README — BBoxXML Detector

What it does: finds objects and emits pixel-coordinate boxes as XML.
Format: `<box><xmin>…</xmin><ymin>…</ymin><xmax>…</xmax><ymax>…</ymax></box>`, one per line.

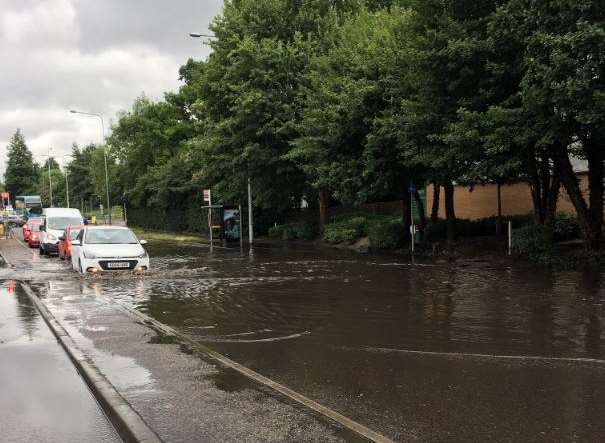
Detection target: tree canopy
<box><xmin>4</xmin><ymin>129</ymin><xmax>38</xmax><ymax>200</ymax></box>
<box><xmin>10</xmin><ymin>0</ymin><xmax>605</xmax><ymax>249</ymax></box>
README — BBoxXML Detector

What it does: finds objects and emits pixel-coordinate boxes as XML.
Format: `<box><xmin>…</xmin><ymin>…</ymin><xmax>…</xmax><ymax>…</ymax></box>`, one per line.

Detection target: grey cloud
<box><xmin>0</xmin><ymin>0</ymin><xmax>222</xmax><ymax>176</ymax></box>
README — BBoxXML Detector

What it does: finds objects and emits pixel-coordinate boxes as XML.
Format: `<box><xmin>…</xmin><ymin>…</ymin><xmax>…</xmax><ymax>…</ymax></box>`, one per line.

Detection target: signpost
<box><xmin>204</xmin><ymin>189</ymin><xmax>213</xmax><ymax>251</ymax></box>
<box><xmin>409</xmin><ymin>184</ymin><xmax>416</xmax><ymax>255</ymax></box>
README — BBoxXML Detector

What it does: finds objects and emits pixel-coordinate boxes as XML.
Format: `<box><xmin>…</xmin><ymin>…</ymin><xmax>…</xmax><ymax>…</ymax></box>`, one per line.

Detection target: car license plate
<box><xmin>107</xmin><ymin>262</ymin><xmax>130</xmax><ymax>269</ymax></box>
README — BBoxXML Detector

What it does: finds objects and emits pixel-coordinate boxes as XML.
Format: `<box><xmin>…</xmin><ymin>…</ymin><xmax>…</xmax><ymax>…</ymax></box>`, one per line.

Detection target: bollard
<box><xmin>508</xmin><ymin>221</ymin><xmax>512</xmax><ymax>256</ymax></box>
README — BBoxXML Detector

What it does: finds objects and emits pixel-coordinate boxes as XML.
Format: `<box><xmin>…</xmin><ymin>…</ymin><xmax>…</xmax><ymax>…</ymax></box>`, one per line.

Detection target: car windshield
<box><xmin>30</xmin><ymin>225</ymin><xmax>40</xmax><ymax>232</ymax></box>
<box><xmin>48</xmin><ymin>217</ymin><xmax>82</xmax><ymax>230</ymax></box>
<box><xmin>69</xmin><ymin>229</ymin><xmax>81</xmax><ymax>240</ymax></box>
<box><xmin>85</xmin><ymin>229</ymin><xmax>138</xmax><ymax>244</ymax></box>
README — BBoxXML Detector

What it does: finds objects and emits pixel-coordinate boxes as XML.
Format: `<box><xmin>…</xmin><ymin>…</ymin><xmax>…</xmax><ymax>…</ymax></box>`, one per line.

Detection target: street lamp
<box><xmin>189</xmin><ymin>31</ymin><xmax>255</xmax><ymax>246</ymax></box>
<box><xmin>70</xmin><ymin>109</ymin><xmax>112</xmax><ymax>224</ymax></box>
<box><xmin>47</xmin><ymin>147</ymin><xmax>53</xmax><ymax>207</ymax></box>
<box><xmin>38</xmin><ymin>151</ymin><xmax>54</xmax><ymax>207</ymax></box>
<box><xmin>189</xmin><ymin>32</ymin><xmax>215</xmax><ymax>38</ymax></box>
<box><xmin>61</xmin><ymin>155</ymin><xmax>72</xmax><ymax>208</ymax></box>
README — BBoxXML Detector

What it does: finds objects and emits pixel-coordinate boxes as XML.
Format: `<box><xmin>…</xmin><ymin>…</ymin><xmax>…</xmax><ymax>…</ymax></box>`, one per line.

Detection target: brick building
<box><xmin>426</xmin><ymin>173</ymin><xmax>588</xmax><ymax>220</ymax></box>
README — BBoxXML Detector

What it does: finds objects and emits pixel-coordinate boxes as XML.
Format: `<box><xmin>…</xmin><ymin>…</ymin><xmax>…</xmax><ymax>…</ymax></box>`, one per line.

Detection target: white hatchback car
<box><xmin>71</xmin><ymin>226</ymin><xmax>149</xmax><ymax>274</ymax></box>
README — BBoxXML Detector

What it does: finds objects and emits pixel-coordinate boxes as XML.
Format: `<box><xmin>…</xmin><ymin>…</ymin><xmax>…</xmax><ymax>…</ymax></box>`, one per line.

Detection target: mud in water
<box><xmin>7</xmin><ymin>233</ymin><xmax>605</xmax><ymax>441</ymax></box>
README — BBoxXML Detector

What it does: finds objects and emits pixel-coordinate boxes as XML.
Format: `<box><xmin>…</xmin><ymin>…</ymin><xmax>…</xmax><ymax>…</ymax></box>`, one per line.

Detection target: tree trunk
<box><xmin>413</xmin><ymin>189</ymin><xmax>427</xmax><ymax>228</ymax></box>
<box><xmin>544</xmin><ymin>174</ymin><xmax>560</xmax><ymax>230</ymax></box>
<box><xmin>586</xmin><ymin>139</ymin><xmax>604</xmax><ymax>248</ymax></box>
<box><xmin>318</xmin><ymin>189</ymin><xmax>329</xmax><ymax>234</ymax></box>
<box><xmin>552</xmin><ymin>141</ymin><xmax>596</xmax><ymax>249</ymax></box>
<box><xmin>539</xmin><ymin>151</ymin><xmax>551</xmax><ymax>222</ymax></box>
<box><xmin>431</xmin><ymin>177</ymin><xmax>440</xmax><ymax>224</ymax></box>
<box><xmin>443</xmin><ymin>177</ymin><xmax>456</xmax><ymax>243</ymax></box>
<box><xmin>496</xmin><ymin>182</ymin><xmax>503</xmax><ymax>235</ymax></box>
<box><xmin>527</xmin><ymin>153</ymin><xmax>544</xmax><ymax>224</ymax></box>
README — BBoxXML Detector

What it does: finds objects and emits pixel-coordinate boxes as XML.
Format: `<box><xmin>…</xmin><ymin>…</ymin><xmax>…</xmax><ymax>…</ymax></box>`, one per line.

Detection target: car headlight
<box><xmin>83</xmin><ymin>249</ymin><xmax>98</xmax><ymax>259</ymax></box>
<box><xmin>137</xmin><ymin>251</ymin><xmax>148</xmax><ymax>258</ymax></box>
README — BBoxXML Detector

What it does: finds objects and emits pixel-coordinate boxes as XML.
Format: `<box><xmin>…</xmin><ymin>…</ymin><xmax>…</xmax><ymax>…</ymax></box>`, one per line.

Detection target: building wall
<box><xmin>426</xmin><ymin>174</ymin><xmax>588</xmax><ymax>220</ymax></box>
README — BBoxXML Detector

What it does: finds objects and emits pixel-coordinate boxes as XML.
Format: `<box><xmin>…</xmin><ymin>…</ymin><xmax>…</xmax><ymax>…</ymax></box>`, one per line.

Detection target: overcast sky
<box><xmin>0</xmin><ymin>0</ymin><xmax>222</xmax><ymax>177</ymax></box>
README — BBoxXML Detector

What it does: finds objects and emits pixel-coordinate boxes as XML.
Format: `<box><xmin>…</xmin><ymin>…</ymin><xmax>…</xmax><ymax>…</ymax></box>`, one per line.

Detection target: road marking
<box><xmin>358</xmin><ymin>346</ymin><xmax>605</xmax><ymax>366</ymax></box>
<box><xmin>217</xmin><ymin>328</ymin><xmax>272</xmax><ymax>337</ymax></box>
<box><xmin>203</xmin><ymin>331</ymin><xmax>309</xmax><ymax>343</ymax></box>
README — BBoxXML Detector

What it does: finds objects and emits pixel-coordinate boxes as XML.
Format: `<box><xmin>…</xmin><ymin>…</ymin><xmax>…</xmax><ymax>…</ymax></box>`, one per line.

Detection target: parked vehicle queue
<box><xmin>31</xmin><ymin>207</ymin><xmax>149</xmax><ymax>274</ymax></box>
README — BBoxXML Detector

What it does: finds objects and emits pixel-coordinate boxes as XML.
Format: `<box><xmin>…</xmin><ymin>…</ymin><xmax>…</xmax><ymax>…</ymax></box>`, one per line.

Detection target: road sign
<box><xmin>203</xmin><ymin>189</ymin><xmax>211</xmax><ymax>203</ymax></box>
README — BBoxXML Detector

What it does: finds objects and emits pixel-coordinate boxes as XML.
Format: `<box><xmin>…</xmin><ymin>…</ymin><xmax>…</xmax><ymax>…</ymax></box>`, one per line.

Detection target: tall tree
<box><xmin>108</xmin><ymin>94</ymin><xmax>193</xmax><ymax>208</ymax></box>
<box><xmin>37</xmin><ymin>163</ymin><xmax>65</xmax><ymax>208</ymax></box>
<box><xmin>383</xmin><ymin>0</ymin><xmax>500</xmax><ymax>241</ymax></box>
<box><xmin>293</xmin><ymin>6</ymin><xmax>417</xmax><ymax>229</ymax></box>
<box><xmin>89</xmin><ymin>146</ymin><xmax>120</xmax><ymax>209</ymax></box>
<box><xmin>185</xmin><ymin>0</ymin><xmax>355</xmax><ymax>213</ymax></box>
<box><xmin>493</xmin><ymin>0</ymin><xmax>605</xmax><ymax>249</ymax></box>
<box><xmin>66</xmin><ymin>144</ymin><xmax>95</xmax><ymax>212</ymax></box>
<box><xmin>4</xmin><ymin>129</ymin><xmax>39</xmax><ymax>200</ymax></box>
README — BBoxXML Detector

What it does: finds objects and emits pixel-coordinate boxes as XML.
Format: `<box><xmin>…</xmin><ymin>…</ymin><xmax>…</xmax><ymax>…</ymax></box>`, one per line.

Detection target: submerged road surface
<box><xmin>2</xmin><ymin>233</ymin><xmax>605</xmax><ymax>441</ymax></box>
<box><xmin>0</xmin><ymin>280</ymin><xmax>120</xmax><ymax>443</ymax></box>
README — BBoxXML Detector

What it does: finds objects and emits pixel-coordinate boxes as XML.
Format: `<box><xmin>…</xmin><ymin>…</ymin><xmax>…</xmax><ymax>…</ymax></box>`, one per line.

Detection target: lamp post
<box><xmin>70</xmin><ymin>109</ymin><xmax>111</xmax><ymax>224</ymax></box>
<box><xmin>189</xmin><ymin>31</ymin><xmax>257</xmax><ymax>248</ymax></box>
<box><xmin>36</xmin><ymin>152</ymin><xmax>54</xmax><ymax>207</ymax></box>
<box><xmin>61</xmin><ymin>155</ymin><xmax>72</xmax><ymax>208</ymax></box>
<box><xmin>189</xmin><ymin>32</ymin><xmax>216</xmax><ymax>38</ymax></box>
<box><xmin>47</xmin><ymin>147</ymin><xmax>53</xmax><ymax>207</ymax></box>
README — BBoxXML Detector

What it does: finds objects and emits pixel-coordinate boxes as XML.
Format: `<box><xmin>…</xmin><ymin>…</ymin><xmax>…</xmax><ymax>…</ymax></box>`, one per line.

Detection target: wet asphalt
<box><xmin>1</xmin><ymin>232</ymin><xmax>605</xmax><ymax>441</ymax></box>
<box><xmin>0</xmin><ymin>280</ymin><xmax>120</xmax><ymax>443</ymax></box>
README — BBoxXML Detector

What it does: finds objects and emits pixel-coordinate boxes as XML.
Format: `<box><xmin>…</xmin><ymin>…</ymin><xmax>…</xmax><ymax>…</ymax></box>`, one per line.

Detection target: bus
<box><xmin>15</xmin><ymin>195</ymin><xmax>43</xmax><ymax>219</ymax></box>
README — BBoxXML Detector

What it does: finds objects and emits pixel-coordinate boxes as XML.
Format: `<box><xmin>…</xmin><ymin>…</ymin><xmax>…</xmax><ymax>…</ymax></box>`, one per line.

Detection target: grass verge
<box><xmin>132</xmin><ymin>227</ymin><xmax>206</xmax><ymax>243</ymax></box>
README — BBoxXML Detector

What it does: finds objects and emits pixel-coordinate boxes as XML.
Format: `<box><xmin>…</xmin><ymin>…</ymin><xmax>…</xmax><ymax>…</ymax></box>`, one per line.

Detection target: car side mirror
<box><xmin>71</xmin><ymin>240</ymin><xmax>81</xmax><ymax>246</ymax></box>
<box><xmin>139</xmin><ymin>239</ymin><xmax>148</xmax><ymax>245</ymax></box>
<box><xmin>40</xmin><ymin>225</ymin><xmax>45</xmax><ymax>231</ymax></box>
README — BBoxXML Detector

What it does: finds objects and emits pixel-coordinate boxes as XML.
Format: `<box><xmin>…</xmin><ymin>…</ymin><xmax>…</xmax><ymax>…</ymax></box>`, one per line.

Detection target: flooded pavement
<box><xmin>3</xmin><ymin>234</ymin><xmax>605</xmax><ymax>441</ymax></box>
<box><xmin>0</xmin><ymin>280</ymin><xmax>120</xmax><ymax>443</ymax></box>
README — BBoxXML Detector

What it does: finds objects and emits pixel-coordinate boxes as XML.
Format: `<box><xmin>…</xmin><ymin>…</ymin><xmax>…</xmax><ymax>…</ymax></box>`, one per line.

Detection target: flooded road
<box><xmin>135</xmin><ymin>243</ymin><xmax>605</xmax><ymax>441</ymax></box>
<box><xmin>3</xmin><ymin>235</ymin><xmax>605</xmax><ymax>441</ymax></box>
<box><xmin>0</xmin><ymin>281</ymin><xmax>120</xmax><ymax>443</ymax></box>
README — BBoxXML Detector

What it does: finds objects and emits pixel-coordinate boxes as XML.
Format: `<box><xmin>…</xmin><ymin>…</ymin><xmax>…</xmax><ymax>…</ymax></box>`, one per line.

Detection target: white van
<box><xmin>39</xmin><ymin>208</ymin><xmax>84</xmax><ymax>255</ymax></box>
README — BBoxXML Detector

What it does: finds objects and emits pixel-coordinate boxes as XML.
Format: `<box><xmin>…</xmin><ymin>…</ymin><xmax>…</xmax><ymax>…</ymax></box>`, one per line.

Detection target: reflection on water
<box><xmin>39</xmin><ymin>243</ymin><xmax>605</xmax><ymax>441</ymax></box>
<box><xmin>0</xmin><ymin>280</ymin><xmax>40</xmax><ymax>342</ymax></box>
<box><xmin>58</xmin><ymin>243</ymin><xmax>605</xmax><ymax>360</ymax></box>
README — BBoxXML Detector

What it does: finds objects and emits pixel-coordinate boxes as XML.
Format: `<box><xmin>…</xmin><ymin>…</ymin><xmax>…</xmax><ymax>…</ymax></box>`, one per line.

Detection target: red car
<box><xmin>23</xmin><ymin>217</ymin><xmax>43</xmax><ymax>242</ymax></box>
<box><xmin>58</xmin><ymin>225</ymin><xmax>85</xmax><ymax>260</ymax></box>
<box><xmin>27</xmin><ymin>224</ymin><xmax>41</xmax><ymax>248</ymax></box>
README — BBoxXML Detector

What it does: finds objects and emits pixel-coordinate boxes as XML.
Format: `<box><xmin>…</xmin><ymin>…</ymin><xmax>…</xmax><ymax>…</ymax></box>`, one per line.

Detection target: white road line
<box><xmin>358</xmin><ymin>346</ymin><xmax>605</xmax><ymax>366</ymax></box>
<box><xmin>203</xmin><ymin>331</ymin><xmax>309</xmax><ymax>343</ymax></box>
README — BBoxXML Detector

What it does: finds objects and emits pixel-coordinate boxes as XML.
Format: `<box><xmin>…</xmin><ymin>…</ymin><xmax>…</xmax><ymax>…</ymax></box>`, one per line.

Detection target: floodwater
<box><xmin>0</xmin><ymin>281</ymin><xmax>120</xmax><ymax>443</ymax></box>
<box><xmin>6</xmin><ymin>235</ymin><xmax>605</xmax><ymax>441</ymax></box>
